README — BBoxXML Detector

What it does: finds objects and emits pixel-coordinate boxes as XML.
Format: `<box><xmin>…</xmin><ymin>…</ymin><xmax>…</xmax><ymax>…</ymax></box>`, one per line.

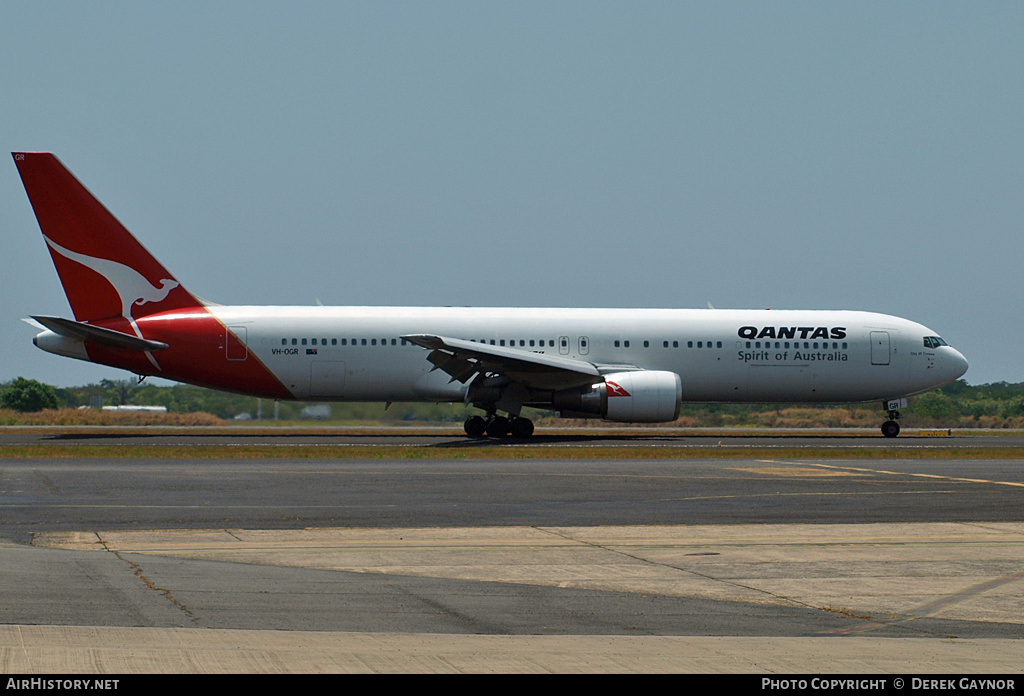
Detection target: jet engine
<box><xmin>552</xmin><ymin>370</ymin><xmax>682</xmax><ymax>423</ymax></box>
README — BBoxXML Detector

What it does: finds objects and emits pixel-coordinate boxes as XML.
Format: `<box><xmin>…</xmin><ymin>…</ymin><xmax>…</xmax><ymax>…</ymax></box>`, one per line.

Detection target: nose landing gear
<box><xmin>881</xmin><ymin>417</ymin><xmax>901</xmax><ymax>438</ymax></box>
<box><xmin>880</xmin><ymin>398</ymin><xmax>905</xmax><ymax>438</ymax></box>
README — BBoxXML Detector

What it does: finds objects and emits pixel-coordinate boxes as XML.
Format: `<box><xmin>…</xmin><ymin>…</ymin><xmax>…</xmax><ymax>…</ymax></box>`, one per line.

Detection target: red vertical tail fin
<box><xmin>12</xmin><ymin>152</ymin><xmax>202</xmax><ymax>322</ymax></box>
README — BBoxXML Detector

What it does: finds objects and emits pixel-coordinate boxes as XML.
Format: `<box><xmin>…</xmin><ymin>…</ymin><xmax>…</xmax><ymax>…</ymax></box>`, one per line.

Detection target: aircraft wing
<box><xmin>402</xmin><ymin>334</ymin><xmax>610</xmax><ymax>392</ymax></box>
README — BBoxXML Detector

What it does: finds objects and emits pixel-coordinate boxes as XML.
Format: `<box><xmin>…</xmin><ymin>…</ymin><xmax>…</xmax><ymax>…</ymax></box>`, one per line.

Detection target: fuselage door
<box><xmin>310</xmin><ymin>361</ymin><xmax>347</xmax><ymax>398</ymax></box>
<box><xmin>559</xmin><ymin>336</ymin><xmax>570</xmax><ymax>355</ymax></box>
<box><xmin>226</xmin><ymin>326</ymin><xmax>248</xmax><ymax>361</ymax></box>
<box><xmin>578</xmin><ymin>336</ymin><xmax>590</xmax><ymax>355</ymax></box>
<box><xmin>870</xmin><ymin>331</ymin><xmax>890</xmax><ymax>366</ymax></box>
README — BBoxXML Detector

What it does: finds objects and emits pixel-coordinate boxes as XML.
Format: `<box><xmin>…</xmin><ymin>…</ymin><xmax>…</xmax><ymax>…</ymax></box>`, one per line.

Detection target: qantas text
<box><xmin>738</xmin><ymin>326</ymin><xmax>846</xmax><ymax>340</ymax></box>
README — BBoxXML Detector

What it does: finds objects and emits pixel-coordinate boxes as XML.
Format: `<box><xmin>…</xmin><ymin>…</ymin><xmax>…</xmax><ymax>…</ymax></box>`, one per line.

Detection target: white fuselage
<box><xmin>202</xmin><ymin>306</ymin><xmax>968</xmax><ymax>405</ymax></box>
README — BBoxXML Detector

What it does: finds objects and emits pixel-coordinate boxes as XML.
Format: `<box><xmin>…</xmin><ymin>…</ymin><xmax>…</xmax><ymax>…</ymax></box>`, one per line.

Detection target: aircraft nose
<box><xmin>948</xmin><ymin>348</ymin><xmax>969</xmax><ymax>380</ymax></box>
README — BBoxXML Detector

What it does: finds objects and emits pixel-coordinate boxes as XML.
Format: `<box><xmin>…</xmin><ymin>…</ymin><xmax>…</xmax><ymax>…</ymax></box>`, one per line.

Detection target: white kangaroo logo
<box><xmin>45</xmin><ymin>236</ymin><xmax>179</xmax><ymax>319</ymax></box>
<box><xmin>45</xmin><ymin>235</ymin><xmax>177</xmax><ymax>370</ymax></box>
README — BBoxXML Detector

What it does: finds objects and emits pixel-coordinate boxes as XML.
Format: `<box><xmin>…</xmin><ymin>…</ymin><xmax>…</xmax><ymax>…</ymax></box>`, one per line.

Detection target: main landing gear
<box><xmin>464</xmin><ymin>414</ymin><xmax>535</xmax><ymax>438</ymax></box>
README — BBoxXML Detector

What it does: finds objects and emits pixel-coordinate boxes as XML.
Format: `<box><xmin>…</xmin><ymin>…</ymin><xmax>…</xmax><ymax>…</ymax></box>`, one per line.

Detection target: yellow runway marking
<box><xmin>799</xmin><ymin>461</ymin><xmax>1024</xmax><ymax>488</ymax></box>
<box><xmin>729</xmin><ymin>465</ymin><xmax>866</xmax><ymax>477</ymax></box>
<box><xmin>748</xmin><ymin>458</ymin><xmax>1024</xmax><ymax>488</ymax></box>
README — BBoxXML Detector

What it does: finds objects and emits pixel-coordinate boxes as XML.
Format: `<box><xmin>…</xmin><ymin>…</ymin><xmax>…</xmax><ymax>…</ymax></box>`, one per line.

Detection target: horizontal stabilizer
<box><xmin>20</xmin><ymin>317</ymin><xmax>46</xmax><ymax>331</ymax></box>
<box><xmin>31</xmin><ymin>315</ymin><xmax>169</xmax><ymax>352</ymax></box>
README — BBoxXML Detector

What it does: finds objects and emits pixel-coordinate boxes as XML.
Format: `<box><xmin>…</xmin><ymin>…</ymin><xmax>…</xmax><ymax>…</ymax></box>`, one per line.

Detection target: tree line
<box><xmin>2</xmin><ymin>377</ymin><xmax>1023</xmax><ymax>428</ymax></box>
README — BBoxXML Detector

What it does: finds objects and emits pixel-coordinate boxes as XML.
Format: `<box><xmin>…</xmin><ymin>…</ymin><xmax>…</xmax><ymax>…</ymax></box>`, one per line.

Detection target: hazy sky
<box><xmin>2</xmin><ymin>2</ymin><xmax>1022</xmax><ymax>387</ymax></box>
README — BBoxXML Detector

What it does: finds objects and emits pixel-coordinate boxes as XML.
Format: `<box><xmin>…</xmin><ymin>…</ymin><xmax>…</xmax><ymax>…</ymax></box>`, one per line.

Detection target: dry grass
<box><xmin>0</xmin><ymin>408</ymin><xmax>223</xmax><ymax>427</ymax></box>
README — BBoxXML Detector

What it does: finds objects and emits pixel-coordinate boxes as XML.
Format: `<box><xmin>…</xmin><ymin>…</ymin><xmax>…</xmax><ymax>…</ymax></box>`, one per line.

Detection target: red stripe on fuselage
<box><xmin>85</xmin><ymin>309</ymin><xmax>292</xmax><ymax>399</ymax></box>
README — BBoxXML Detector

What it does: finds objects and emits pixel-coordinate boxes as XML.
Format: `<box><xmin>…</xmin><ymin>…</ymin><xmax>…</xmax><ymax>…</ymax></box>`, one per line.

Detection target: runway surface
<box><xmin>4</xmin><ymin>425</ymin><xmax>1024</xmax><ymax>449</ymax></box>
<box><xmin>0</xmin><ymin>428</ymin><xmax>1022</xmax><ymax>672</ymax></box>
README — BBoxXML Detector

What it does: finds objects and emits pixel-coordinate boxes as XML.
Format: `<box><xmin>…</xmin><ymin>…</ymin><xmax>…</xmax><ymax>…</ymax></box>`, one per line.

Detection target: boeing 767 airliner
<box><xmin>13</xmin><ymin>152</ymin><xmax>968</xmax><ymax>437</ymax></box>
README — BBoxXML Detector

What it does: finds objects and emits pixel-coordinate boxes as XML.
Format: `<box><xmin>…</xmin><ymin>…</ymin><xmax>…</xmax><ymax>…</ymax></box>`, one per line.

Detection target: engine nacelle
<box><xmin>553</xmin><ymin>370</ymin><xmax>682</xmax><ymax>423</ymax></box>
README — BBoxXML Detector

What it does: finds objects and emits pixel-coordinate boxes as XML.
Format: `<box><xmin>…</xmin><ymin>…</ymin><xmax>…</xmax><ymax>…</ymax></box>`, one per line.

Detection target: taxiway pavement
<box><xmin>0</xmin><ymin>431</ymin><xmax>1021</xmax><ymax>672</ymax></box>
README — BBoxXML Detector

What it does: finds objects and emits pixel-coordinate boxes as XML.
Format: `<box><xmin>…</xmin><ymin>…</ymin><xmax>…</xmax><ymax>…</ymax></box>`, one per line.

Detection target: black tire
<box><xmin>510</xmin><ymin>417</ymin><xmax>534</xmax><ymax>438</ymax></box>
<box><xmin>881</xmin><ymin>420</ymin><xmax>900</xmax><ymax>438</ymax></box>
<box><xmin>464</xmin><ymin>415</ymin><xmax>487</xmax><ymax>438</ymax></box>
<box><xmin>486</xmin><ymin>415</ymin><xmax>511</xmax><ymax>438</ymax></box>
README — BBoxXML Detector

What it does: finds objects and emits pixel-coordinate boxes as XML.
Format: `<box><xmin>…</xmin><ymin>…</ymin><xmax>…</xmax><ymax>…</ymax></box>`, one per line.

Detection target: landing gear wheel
<box><xmin>509</xmin><ymin>417</ymin><xmax>534</xmax><ymax>438</ymax></box>
<box><xmin>464</xmin><ymin>415</ymin><xmax>487</xmax><ymax>438</ymax></box>
<box><xmin>486</xmin><ymin>415</ymin><xmax>511</xmax><ymax>438</ymax></box>
<box><xmin>881</xmin><ymin>420</ymin><xmax>901</xmax><ymax>438</ymax></box>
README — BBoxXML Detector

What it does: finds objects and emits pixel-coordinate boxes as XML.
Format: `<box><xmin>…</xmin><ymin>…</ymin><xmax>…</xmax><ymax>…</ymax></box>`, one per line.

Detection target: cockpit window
<box><xmin>923</xmin><ymin>336</ymin><xmax>948</xmax><ymax>349</ymax></box>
